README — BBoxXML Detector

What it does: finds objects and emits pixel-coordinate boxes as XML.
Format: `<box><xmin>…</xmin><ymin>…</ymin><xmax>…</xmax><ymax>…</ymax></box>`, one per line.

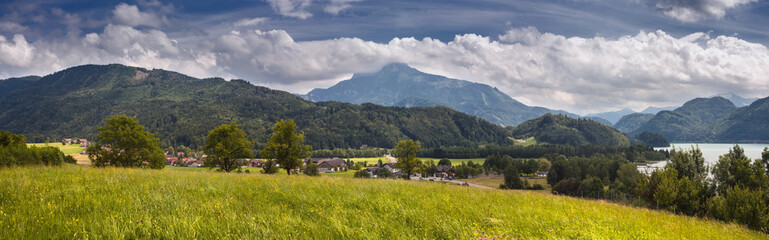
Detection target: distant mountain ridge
<box><xmin>586</xmin><ymin>108</ymin><xmax>635</xmax><ymax>125</ymax></box>
<box><xmin>304</xmin><ymin>63</ymin><xmax>576</xmax><ymax>126</ymax></box>
<box><xmin>630</xmin><ymin>97</ymin><xmax>737</xmax><ymax>142</ymax></box>
<box><xmin>0</xmin><ymin>64</ymin><xmax>513</xmax><ymax>149</ymax></box>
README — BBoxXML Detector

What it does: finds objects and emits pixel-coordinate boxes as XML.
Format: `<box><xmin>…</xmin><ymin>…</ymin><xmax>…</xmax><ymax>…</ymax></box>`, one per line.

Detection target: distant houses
<box><xmin>61</xmin><ymin>138</ymin><xmax>88</xmax><ymax>146</ymax></box>
<box><xmin>305</xmin><ymin>158</ymin><xmax>348</xmax><ymax>172</ymax></box>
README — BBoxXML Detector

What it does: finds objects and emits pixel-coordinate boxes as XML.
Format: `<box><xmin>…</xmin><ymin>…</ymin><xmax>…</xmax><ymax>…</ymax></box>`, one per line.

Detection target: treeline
<box><xmin>310</xmin><ymin>148</ymin><xmax>386</xmax><ymax>158</ymax></box>
<box><xmin>546</xmin><ymin>145</ymin><xmax>769</xmax><ymax>233</ymax></box>
<box><xmin>420</xmin><ymin>144</ymin><xmax>668</xmax><ymax>162</ymax></box>
<box><xmin>0</xmin><ymin>130</ymin><xmax>72</xmax><ymax>167</ymax></box>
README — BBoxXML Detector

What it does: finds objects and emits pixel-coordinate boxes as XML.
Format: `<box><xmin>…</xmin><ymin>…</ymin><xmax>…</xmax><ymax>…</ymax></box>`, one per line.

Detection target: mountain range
<box><xmin>0</xmin><ymin>64</ymin><xmax>512</xmax><ymax>149</ymax></box>
<box><xmin>614</xmin><ymin>96</ymin><xmax>769</xmax><ymax>143</ymax></box>
<box><xmin>304</xmin><ymin>63</ymin><xmax>576</xmax><ymax>126</ymax></box>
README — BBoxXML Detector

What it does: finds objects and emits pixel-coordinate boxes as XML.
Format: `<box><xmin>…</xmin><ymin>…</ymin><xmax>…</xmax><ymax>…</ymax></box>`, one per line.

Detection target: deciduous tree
<box><xmin>260</xmin><ymin>119</ymin><xmax>311</xmax><ymax>175</ymax></box>
<box><xmin>87</xmin><ymin>115</ymin><xmax>165</xmax><ymax>169</ymax></box>
<box><xmin>394</xmin><ymin>139</ymin><xmax>421</xmax><ymax>180</ymax></box>
<box><xmin>204</xmin><ymin>122</ymin><xmax>253</xmax><ymax>172</ymax></box>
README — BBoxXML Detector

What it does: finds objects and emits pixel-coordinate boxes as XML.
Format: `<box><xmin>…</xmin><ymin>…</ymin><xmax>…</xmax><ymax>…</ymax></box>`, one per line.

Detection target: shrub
<box><xmin>304</xmin><ymin>163</ymin><xmax>320</xmax><ymax>176</ymax></box>
<box><xmin>63</xmin><ymin>155</ymin><xmax>77</xmax><ymax>164</ymax></box>
<box><xmin>353</xmin><ymin>170</ymin><xmax>370</xmax><ymax>178</ymax></box>
<box><xmin>531</xmin><ymin>184</ymin><xmax>545</xmax><ymax>190</ymax></box>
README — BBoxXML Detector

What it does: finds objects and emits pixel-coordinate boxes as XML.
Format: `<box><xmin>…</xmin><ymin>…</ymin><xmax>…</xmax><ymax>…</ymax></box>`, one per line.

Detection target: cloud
<box><xmin>265</xmin><ymin>0</ymin><xmax>313</xmax><ymax>19</ymax></box>
<box><xmin>0</xmin><ymin>21</ymin><xmax>27</xmax><ymax>33</ymax></box>
<box><xmin>112</xmin><ymin>3</ymin><xmax>164</xmax><ymax>27</ymax></box>
<box><xmin>234</xmin><ymin>17</ymin><xmax>267</xmax><ymax>27</ymax></box>
<box><xmin>2</xmin><ymin>5</ymin><xmax>769</xmax><ymax>114</ymax></box>
<box><xmin>643</xmin><ymin>0</ymin><xmax>759</xmax><ymax>22</ymax></box>
<box><xmin>324</xmin><ymin>0</ymin><xmax>363</xmax><ymax>15</ymax></box>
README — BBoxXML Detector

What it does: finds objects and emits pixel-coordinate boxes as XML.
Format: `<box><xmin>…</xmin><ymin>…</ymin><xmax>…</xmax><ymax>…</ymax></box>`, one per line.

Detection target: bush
<box><xmin>262</xmin><ymin>160</ymin><xmax>279</xmax><ymax>174</ymax></box>
<box><xmin>63</xmin><ymin>155</ymin><xmax>77</xmax><ymax>164</ymax></box>
<box><xmin>0</xmin><ymin>144</ymin><xmax>65</xmax><ymax>167</ymax></box>
<box><xmin>353</xmin><ymin>170</ymin><xmax>370</xmax><ymax>178</ymax></box>
<box><xmin>552</xmin><ymin>178</ymin><xmax>581</xmax><ymax>196</ymax></box>
<box><xmin>531</xmin><ymin>184</ymin><xmax>545</xmax><ymax>190</ymax></box>
<box><xmin>304</xmin><ymin>163</ymin><xmax>320</xmax><ymax>176</ymax></box>
<box><xmin>376</xmin><ymin>168</ymin><xmax>393</xmax><ymax>178</ymax></box>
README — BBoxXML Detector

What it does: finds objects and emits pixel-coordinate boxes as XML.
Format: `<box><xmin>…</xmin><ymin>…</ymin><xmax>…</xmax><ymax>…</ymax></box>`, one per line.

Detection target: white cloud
<box><xmin>643</xmin><ymin>0</ymin><xmax>759</xmax><ymax>22</ymax></box>
<box><xmin>234</xmin><ymin>17</ymin><xmax>267</xmax><ymax>27</ymax></box>
<box><xmin>0</xmin><ymin>34</ymin><xmax>35</xmax><ymax>67</ymax></box>
<box><xmin>324</xmin><ymin>0</ymin><xmax>363</xmax><ymax>15</ymax></box>
<box><xmin>112</xmin><ymin>3</ymin><xmax>163</xmax><ymax>27</ymax></box>
<box><xmin>265</xmin><ymin>0</ymin><xmax>313</xmax><ymax>19</ymax></box>
<box><xmin>3</xmin><ymin>7</ymin><xmax>769</xmax><ymax>114</ymax></box>
<box><xmin>0</xmin><ymin>21</ymin><xmax>27</xmax><ymax>33</ymax></box>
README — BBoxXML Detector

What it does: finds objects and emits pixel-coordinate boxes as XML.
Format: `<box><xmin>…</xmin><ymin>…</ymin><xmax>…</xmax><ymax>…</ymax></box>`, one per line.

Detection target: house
<box><xmin>537</xmin><ymin>171</ymin><xmax>548</xmax><ymax>177</ymax></box>
<box><xmin>359</xmin><ymin>144</ymin><xmax>368</xmax><ymax>149</ymax></box>
<box><xmin>317</xmin><ymin>158</ymin><xmax>348</xmax><ymax>172</ymax></box>
<box><xmin>249</xmin><ymin>159</ymin><xmax>264</xmax><ymax>168</ymax></box>
<box><xmin>78</xmin><ymin>139</ymin><xmax>89</xmax><ymax>147</ymax></box>
<box><xmin>382</xmin><ymin>163</ymin><xmax>400</xmax><ymax>174</ymax></box>
<box><xmin>435</xmin><ymin>166</ymin><xmax>455</xmax><ymax>178</ymax></box>
<box><xmin>62</xmin><ymin>138</ymin><xmax>73</xmax><ymax>144</ymax></box>
<box><xmin>186</xmin><ymin>160</ymin><xmax>204</xmax><ymax>167</ymax></box>
<box><xmin>166</xmin><ymin>157</ymin><xmax>179</xmax><ymax>166</ymax></box>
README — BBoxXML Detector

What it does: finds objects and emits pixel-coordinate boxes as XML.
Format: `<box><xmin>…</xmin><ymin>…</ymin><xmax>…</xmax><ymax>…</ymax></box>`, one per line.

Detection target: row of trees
<box><xmin>0</xmin><ymin>130</ymin><xmax>72</xmax><ymax>167</ymax></box>
<box><xmin>420</xmin><ymin>144</ymin><xmax>667</xmax><ymax>162</ymax></box>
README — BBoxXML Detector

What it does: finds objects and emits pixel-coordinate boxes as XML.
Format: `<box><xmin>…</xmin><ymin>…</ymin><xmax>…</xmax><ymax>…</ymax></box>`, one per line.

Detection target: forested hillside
<box><xmin>716</xmin><ymin>97</ymin><xmax>769</xmax><ymax>142</ymax></box>
<box><xmin>613</xmin><ymin>113</ymin><xmax>654</xmax><ymax>133</ymax></box>
<box><xmin>511</xmin><ymin>114</ymin><xmax>631</xmax><ymax>147</ymax></box>
<box><xmin>0</xmin><ymin>64</ymin><xmax>512</xmax><ymax>149</ymax></box>
<box><xmin>630</xmin><ymin>97</ymin><xmax>736</xmax><ymax>142</ymax></box>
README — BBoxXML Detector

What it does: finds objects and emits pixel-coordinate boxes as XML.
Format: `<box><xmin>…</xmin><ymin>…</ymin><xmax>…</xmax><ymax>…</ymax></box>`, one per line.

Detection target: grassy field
<box><xmin>27</xmin><ymin>143</ymin><xmax>84</xmax><ymax>155</ymax></box>
<box><xmin>0</xmin><ymin>165</ymin><xmax>765</xmax><ymax>239</ymax></box>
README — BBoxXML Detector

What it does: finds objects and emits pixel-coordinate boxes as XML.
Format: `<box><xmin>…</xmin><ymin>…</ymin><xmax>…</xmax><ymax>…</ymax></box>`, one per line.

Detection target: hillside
<box><xmin>0</xmin><ymin>64</ymin><xmax>512</xmax><ymax>149</ymax></box>
<box><xmin>714</xmin><ymin>92</ymin><xmax>757</xmax><ymax>107</ymax></box>
<box><xmin>613</xmin><ymin>113</ymin><xmax>655</xmax><ymax>133</ymax></box>
<box><xmin>0</xmin><ymin>166</ymin><xmax>764</xmax><ymax>239</ymax></box>
<box><xmin>630</xmin><ymin>97</ymin><xmax>737</xmax><ymax>142</ymax></box>
<box><xmin>511</xmin><ymin>114</ymin><xmax>631</xmax><ymax>147</ymax></box>
<box><xmin>0</xmin><ymin>76</ymin><xmax>41</xmax><ymax>95</ymax></box>
<box><xmin>716</xmin><ymin>97</ymin><xmax>769</xmax><ymax>142</ymax></box>
<box><xmin>304</xmin><ymin>63</ymin><xmax>575</xmax><ymax>126</ymax></box>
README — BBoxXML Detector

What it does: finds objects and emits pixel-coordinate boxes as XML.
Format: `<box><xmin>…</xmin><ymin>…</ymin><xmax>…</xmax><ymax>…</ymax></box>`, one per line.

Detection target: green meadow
<box><xmin>0</xmin><ymin>165</ymin><xmax>765</xmax><ymax>239</ymax></box>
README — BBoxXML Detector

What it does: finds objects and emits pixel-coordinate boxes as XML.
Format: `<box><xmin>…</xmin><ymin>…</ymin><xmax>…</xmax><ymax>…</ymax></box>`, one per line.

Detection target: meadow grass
<box><xmin>463</xmin><ymin>176</ymin><xmax>550</xmax><ymax>190</ymax></box>
<box><xmin>348</xmin><ymin>157</ymin><xmax>486</xmax><ymax>165</ymax></box>
<box><xmin>27</xmin><ymin>143</ymin><xmax>84</xmax><ymax>155</ymax></box>
<box><xmin>0</xmin><ymin>165</ymin><xmax>766</xmax><ymax>239</ymax></box>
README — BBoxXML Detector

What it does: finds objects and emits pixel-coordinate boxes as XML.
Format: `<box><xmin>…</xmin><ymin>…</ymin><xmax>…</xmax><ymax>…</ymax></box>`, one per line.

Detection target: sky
<box><xmin>1</xmin><ymin>0</ymin><xmax>768</xmax><ymax>115</ymax></box>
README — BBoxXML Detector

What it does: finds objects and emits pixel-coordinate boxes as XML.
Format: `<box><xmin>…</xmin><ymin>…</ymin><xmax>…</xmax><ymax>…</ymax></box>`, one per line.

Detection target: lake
<box><xmin>648</xmin><ymin>143</ymin><xmax>769</xmax><ymax>169</ymax></box>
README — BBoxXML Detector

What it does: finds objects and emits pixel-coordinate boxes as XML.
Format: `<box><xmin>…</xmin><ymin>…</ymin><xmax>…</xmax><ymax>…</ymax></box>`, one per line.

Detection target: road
<box><xmin>385</xmin><ymin>154</ymin><xmax>397</xmax><ymax>163</ymax></box>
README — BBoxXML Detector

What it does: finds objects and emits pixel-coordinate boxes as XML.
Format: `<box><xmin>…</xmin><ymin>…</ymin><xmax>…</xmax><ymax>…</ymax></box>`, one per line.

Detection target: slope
<box><xmin>613</xmin><ymin>113</ymin><xmax>655</xmax><ymax>134</ymax></box>
<box><xmin>586</xmin><ymin>108</ymin><xmax>635</xmax><ymax>125</ymax></box>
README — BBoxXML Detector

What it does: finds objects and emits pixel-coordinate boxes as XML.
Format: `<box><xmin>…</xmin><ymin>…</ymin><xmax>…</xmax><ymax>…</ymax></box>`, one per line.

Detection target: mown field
<box><xmin>0</xmin><ymin>165</ymin><xmax>765</xmax><ymax>239</ymax></box>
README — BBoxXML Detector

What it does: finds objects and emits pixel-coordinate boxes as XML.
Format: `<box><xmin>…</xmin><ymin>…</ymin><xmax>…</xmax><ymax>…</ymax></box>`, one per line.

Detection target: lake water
<box><xmin>647</xmin><ymin>143</ymin><xmax>769</xmax><ymax>170</ymax></box>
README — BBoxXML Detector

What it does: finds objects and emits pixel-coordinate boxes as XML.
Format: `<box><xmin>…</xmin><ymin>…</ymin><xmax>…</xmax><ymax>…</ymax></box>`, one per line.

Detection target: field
<box><xmin>0</xmin><ymin>165</ymin><xmax>765</xmax><ymax>239</ymax></box>
<box><xmin>27</xmin><ymin>143</ymin><xmax>91</xmax><ymax>165</ymax></box>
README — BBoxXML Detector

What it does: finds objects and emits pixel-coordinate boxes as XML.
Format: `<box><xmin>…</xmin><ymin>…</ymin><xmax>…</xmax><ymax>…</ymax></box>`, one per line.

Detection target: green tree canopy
<box><xmin>87</xmin><ymin>115</ymin><xmax>165</xmax><ymax>169</ymax></box>
<box><xmin>394</xmin><ymin>139</ymin><xmax>422</xmax><ymax>180</ymax></box>
<box><xmin>0</xmin><ymin>130</ymin><xmax>25</xmax><ymax>147</ymax></box>
<box><xmin>204</xmin><ymin>122</ymin><xmax>253</xmax><ymax>172</ymax></box>
<box><xmin>260</xmin><ymin>119</ymin><xmax>311</xmax><ymax>175</ymax></box>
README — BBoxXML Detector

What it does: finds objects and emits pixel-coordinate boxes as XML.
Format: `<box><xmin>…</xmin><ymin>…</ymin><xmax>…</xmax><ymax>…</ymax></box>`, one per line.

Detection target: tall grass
<box><xmin>0</xmin><ymin>165</ymin><xmax>765</xmax><ymax>239</ymax></box>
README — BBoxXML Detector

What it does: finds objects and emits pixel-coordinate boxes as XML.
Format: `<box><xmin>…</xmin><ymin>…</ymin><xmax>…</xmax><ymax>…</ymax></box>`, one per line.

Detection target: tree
<box><xmin>304</xmin><ymin>163</ymin><xmax>320</xmax><ymax>176</ymax></box>
<box><xmin>437</xmin><ymin>158</ymin><xmax>452</xmax><ymax>166</ymax></box>
<box><xmin>502</xmin><ymin>164</ymin><xmax>524</xmax><ymax>189</ymax></box>
<box><xmin>376</xmin><ymin>168</ymin><xmax>393</xmax><ymax>178</ymax></box>
<box><xmin>260</xmin><ymin>119</ymin><xmax>311</xmax><ymax>175</ymax></box>
<box><xmin>538</xmin><ymin>158</ymin><xmax>551</xmax><ymax>172</ymax></box>
<box><xmin>615</xmin><ymin>163</ymin><xmax>642</xmax><ymax>193</ymax></box>
<box><xmin>87</xmin><ymin>115</ymin><xmax>165</xmax><ymax>169</ymax></box>
<box><xmin>394</xmin><ymin>140</ymin><xmax>422</xmax><ymax>180</ymax></box>
<box><xmin>0</xmin><ymin>130</ymin><xmax>25</xmax><ymax>147</ymax></box>
<box><xmin>203</xmin><ymin>122</ymin><xmax>253</xmax><ymax>172</ymax></box>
